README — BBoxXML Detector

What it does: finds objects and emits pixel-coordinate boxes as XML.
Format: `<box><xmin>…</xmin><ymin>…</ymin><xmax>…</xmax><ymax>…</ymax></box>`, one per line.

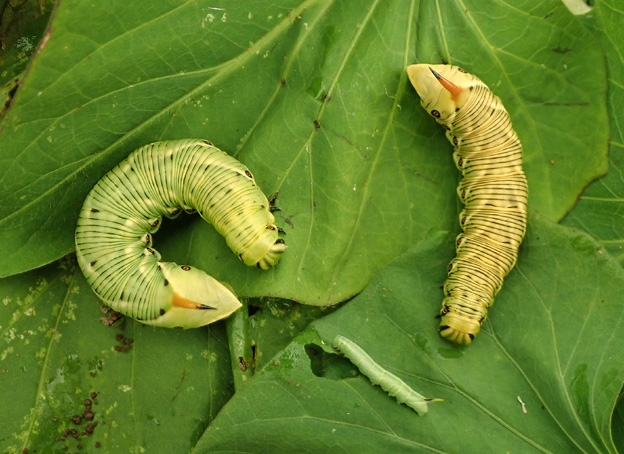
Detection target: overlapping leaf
<box><xmin>0</xmin><ymin>0</ymin><xmax>607</xmax><ymax>307</ymax></box>
<box><xmin>198</xmin><ymin>213</ymin><xmax>624</xmax><ymax>453</ymax></box>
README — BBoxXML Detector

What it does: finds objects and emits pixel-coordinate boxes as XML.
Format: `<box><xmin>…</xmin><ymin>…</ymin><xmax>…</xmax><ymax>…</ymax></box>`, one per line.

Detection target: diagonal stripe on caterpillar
<box><xmin>75</xmin><ymin>139</ymin><xmax>286</xmax><ymax>328</ymax></box>
<box><xmin>407</xmin><ymin>64</ymin><xmax>528</xmax><ymax>345</ymax></box>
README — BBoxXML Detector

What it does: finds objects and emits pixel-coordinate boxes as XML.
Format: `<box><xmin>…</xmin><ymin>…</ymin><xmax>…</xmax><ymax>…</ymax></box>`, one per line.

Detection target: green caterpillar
<box><xmin>75</xmin><ymin>139</ymin><xmax>285</xmax><ymax>328</ymax></box>
<box><xmin>333</xmin><ymin>335</ymin><xmax>441</xmax><ymax>415</ymax></box>
<box><xmin>407</xmin><ymin>64</ymin><xmax>528</xmax><ymax>345</ymax></box>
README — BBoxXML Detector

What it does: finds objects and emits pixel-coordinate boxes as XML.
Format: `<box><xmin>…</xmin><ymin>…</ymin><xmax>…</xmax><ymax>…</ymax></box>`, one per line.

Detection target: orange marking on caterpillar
<box><xmin>172</xmin><ymin>292</ymin><xmax>215</xmax><ymax>310</ymax></box>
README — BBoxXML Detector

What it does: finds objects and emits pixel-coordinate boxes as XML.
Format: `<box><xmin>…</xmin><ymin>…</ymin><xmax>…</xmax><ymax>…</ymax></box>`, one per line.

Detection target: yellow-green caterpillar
<box><xmin>75</xmin><ymin>139</ymin><xmax>285</xmax><ymax>328</ymax></box>
<box><xmin>407</xmin><ymin>64</ymin><xmax>528</xmax><ymax>345</ymax></box>
<box><xmin>333</xmin><ymin>335</ymin><xmax>441</xmax><ymax>415</ymax></box>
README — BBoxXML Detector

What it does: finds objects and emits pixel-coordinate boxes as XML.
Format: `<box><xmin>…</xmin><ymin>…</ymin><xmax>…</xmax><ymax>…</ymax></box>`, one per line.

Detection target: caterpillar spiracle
<box><xmin>75</xmin><ymin>139</ymin><xmax>286</xmax><ymax>328</ymax></box>
<box><xmin>407</xmin><ymin>64</ymin><xmax>528</xmax><ymax>345</ymax></box>
<box><xmin>333</xmin><ymin>336</ymin><xmax>442</xmax><ymax>415</ymax></box>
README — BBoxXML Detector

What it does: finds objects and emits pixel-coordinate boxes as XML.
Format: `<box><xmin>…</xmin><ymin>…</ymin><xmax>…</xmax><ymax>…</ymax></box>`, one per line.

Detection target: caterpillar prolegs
<box><xmin>407</xmin><ymin>64</ymin><xmax>528</xmax><ymax>345</ymax></box>
<box><xmin>75</xmin><ymin>139</ymin><xmax>286</xmax><ymax>328</ymax></box>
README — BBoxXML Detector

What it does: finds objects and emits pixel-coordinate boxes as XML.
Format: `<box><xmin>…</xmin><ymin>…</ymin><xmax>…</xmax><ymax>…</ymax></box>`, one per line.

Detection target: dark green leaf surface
<box><xmin>0</xmin><ymin>0</ymin><xmax>608</xmax><ymax>309</ymax></box>
<box><xmin>0</xmin><ymin>0</ymin><xmax>55</xmax><ymax>85</ymax></box>
<box><xmin>614</xmin><ymin>398</ymin><xmax>624</xmax><ymax>451</ymax></box>
<box><xmin>562</xmin><ymin>0</ymin><xmax>624</xmax><ymax>266</ymax></box>
<box><xmin>198</xmin><ymin>213</ymin><xmax>624</xmax><ymax>453</ymax></box>
<box><xmin>0</xmin><ymin>259</ymin><xmax>234</xmax><ymax>453</ymax></box>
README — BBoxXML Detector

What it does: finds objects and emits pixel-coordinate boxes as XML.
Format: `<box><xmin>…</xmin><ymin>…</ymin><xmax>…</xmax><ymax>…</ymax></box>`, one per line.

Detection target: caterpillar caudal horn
<box><xmin>75</xmin><ymin>139</ymin><xmax>286</xmax><ymax>329</ymax></box>
<box><xmin>407</xmin><ymin>64</ymin><xmax>528</xmax><ymax>345</ymax></box>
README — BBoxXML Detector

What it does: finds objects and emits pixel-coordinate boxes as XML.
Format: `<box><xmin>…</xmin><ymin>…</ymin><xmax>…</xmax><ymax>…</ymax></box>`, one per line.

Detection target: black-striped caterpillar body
<box><xmin>407</xmin><ymin>64</ymin><xmax>528</xmax><ymax>345</ymax></box>
<box><xmin>75</xmin><ymin>139</ymin><xmax>285</xmax><ymax>328</ymax></box>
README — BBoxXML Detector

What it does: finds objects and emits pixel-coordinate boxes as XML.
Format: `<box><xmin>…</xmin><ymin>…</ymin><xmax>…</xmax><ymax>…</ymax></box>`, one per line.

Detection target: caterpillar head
<box><xmin>439</xmin><ymin>309</ymin><xmax>481</xmax><ymax>345</ymax></box>
<box><xmin>237</xmin><ymin>219</ymin><xmax>286</xmax><ymax>270</ymax></box>
<box><xmin>406</xmin><ymin>64</ymin><xmax>474</xmax><ymax>125</ymax></box>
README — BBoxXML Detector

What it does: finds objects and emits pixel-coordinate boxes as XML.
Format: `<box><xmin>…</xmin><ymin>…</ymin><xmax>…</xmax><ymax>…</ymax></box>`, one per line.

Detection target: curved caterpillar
<box><xmin>407</xmin><ymin>64</ymin><xmax>528</xmax><ymax>345</ymax></box>
<box><xmin>75</xmin><ymin>139</ymin><xmax>285</xmax><ymax>328</ymax></box>
<box><xmin>333</xmin><ymin>335</ymin><xmax>441</xmax><ymax>415</ymax></box>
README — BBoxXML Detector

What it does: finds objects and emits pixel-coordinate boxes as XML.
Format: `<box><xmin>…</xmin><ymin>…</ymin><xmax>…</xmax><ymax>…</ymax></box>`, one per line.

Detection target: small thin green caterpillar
<box><xmin>407</xmin><ymin>64</ymin><xmax>528</xmax><ymax>345</ymax></box>
<box><xmin>75</xmin><ymin>139</ymin><xmax>285</xmax><ymax>328</ymax></box>
<box><xmin>333</xmin><ymin>335</ymin><xmax>441</xmax><ymax>415</ymax></box>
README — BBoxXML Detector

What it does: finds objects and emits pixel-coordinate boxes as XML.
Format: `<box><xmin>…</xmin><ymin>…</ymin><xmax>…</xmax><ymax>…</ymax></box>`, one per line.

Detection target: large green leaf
<box><xmin>198</xmin><ymin>213</ymin><xmax>624</xmax><ymax>453</ymax></box>
<box><xmin>0</xmin><ymin>0</ymin><xmax>608</xmax><ymax>308</ymax></box>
